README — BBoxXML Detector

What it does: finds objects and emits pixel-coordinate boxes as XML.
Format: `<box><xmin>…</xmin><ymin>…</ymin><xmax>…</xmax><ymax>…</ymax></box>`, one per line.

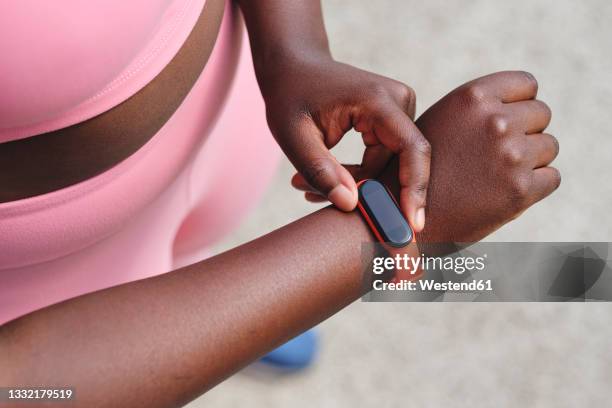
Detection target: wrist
<box><xmin>252</xmin><ymin>44</ymin><xmax>333</xmax><ymax>89</ymax></box>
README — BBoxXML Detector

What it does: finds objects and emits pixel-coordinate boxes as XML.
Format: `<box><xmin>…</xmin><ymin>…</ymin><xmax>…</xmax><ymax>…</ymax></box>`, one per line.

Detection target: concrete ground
<box><xmin>189</xmin><ymin>0</ymin><xmax>612</xmax><ymax>406</ymax></box>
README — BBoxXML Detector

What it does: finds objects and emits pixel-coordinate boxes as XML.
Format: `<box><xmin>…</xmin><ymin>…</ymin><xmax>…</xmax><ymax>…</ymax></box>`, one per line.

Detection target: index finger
<box><xmin>371</xmin><ymin>105</ymin><xmax>431</xmax><ymax>232</ymax></box>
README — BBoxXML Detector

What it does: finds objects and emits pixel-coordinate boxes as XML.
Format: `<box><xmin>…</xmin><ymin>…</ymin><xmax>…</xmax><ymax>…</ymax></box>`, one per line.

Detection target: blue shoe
<box><xmin>260</xmin><ymin>329</ymin><xmax>318</xmax><ymax>370</ymax></box>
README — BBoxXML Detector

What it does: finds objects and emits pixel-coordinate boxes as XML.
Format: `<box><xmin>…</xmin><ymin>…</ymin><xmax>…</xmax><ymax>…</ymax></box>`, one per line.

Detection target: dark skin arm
<box><xmin>294</xmin><ymin>71</ymin><xmax>561</xmax><ymax>243</ymax></box>
<box><xmin>0</xmin><ymin>72</ymin><xmax>559</xmax><ymax>408</ymax></box>
<box><xmin>237</xmin><ymin>0</ymin><xmax>431</xmax><ymax>232</ymax></box>
<box><xmin>0</xmin><ymin>207</ymin><xmax>373</xmax><ymax>408</ymax></box>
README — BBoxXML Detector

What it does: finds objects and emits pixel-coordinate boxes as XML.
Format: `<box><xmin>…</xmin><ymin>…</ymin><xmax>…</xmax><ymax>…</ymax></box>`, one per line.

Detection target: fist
<box><xmin>383</xmin><ymin>71</ymin><xmax>560</xmax><ymax>244</ymax></box>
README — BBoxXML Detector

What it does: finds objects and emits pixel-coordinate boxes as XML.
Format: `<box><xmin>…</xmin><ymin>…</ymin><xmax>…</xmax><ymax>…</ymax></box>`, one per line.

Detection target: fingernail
<box><xmin>414</xmin><ymin>208</ymin><xmax>425</xmax><ymax>232</ymax></box>
<box><xmin>328</xmin><ymin>184</ymin><xmax>355</xmax><ymax>211</ymax></box>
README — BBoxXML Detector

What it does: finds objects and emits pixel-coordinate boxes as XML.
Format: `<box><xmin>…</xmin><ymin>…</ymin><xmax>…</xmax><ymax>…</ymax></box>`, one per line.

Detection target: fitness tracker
<box><xmin>356</xmin><ymin>179</ymin><xmax>413</xmax><ymax>247</ymax></box>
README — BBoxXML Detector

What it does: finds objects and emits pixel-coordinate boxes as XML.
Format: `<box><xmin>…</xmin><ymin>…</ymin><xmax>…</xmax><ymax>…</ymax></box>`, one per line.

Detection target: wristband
<box><xmin>356</xmin><ymin>179</ymin><xmax>413</xmax><ymax>247</ymax></box>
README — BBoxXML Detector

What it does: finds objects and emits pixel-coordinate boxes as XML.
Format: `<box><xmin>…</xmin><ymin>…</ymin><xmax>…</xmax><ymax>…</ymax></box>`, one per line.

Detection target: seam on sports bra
<box><xmin>84</xmin><ymin>0</ymin><xmax>195</xmax><ymax>105</ymax></box>
<box><xmin>0</xmin><ymin>0</ymin><xmax>207</xmax><ymax>142</ymax></box>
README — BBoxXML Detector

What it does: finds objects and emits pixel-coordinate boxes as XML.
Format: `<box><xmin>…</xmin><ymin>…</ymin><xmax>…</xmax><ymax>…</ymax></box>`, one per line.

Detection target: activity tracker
<box><xmin>356</xmin><ymin>179</ymin><xmax>413</xmax><ymax>247</ymax></box>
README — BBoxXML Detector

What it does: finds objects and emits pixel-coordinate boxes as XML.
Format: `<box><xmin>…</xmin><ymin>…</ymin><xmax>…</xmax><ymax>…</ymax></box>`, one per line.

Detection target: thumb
<box><xmin>298</xmin><ymin>154</ymin><xmax>358</xmax><ymax>212</ymax></box>
<box><xmin>285</xmin><ymin>120</ymin><xmax>357</xmax><ymax>211</ymax></box>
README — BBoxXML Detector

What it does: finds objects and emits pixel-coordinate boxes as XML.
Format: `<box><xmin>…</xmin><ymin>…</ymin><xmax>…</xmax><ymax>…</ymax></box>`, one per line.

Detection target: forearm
<box><xmin>0</xmin><ymin>206</ymin><xmax>374</xmax><ymax>407</ymax></box>
<box><xmin>236</xmin><ymin>0</ymin><xmax>331</xmax><ymax>88</ymax></box>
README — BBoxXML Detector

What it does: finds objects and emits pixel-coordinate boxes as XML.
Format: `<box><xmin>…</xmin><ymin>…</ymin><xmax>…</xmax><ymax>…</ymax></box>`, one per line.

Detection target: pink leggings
<box><xmin>0</xmin><ymin>5</ymin><xmax>280</xmax><ymax>325</ymax></box>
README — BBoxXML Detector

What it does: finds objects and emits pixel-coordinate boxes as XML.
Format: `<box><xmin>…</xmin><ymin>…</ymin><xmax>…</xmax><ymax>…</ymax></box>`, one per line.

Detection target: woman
<box><xmin>0</xmin><ymin>0</ymin><xmax>559</xmax><ymax>406</ymax></box>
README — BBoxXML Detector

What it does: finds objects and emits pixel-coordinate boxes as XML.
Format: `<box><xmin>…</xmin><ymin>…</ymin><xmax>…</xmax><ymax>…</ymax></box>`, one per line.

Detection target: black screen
<box><xmin>359</xmin><ymin>180</ymin><xmax>412</xmax><ymax>246</ymax></box>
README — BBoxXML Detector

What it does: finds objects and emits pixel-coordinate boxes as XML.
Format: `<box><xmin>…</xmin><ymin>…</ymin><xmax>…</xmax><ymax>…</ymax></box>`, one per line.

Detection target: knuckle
<box><xmin>461</xmin><ymin>83</ymin><xmax>487</xmax><ymax>103</ymax></box>
<box><xmin>414</xmin><ymin>137</ymin><xmax>432</xmax><ymax>156</ymax></box>
<box><xmin>487</xmin><ymin>113</ymin><xmax>510</xmax><ymax>136</ymax></box>
<box><xmin>372</xmin><ymin>108</ymin><xmax>395</xmax><ymax>130</ymax></box>
<box><xmin>413</xmin><ymin>181</ymin><xmax>428</xmax><ymax>197</ymax></box>
<box><xmin>395</xmin><ymin>82</ymin><xmax>416</xmax><ymax>105</ymax></box>
<box><xmin>399</xmin><ymin>132</ymin><xmax>431</xmax><ymax>157</ymax></box>
<box><xmin>302</xmin><ymin>158</ymin><xmax>333</xmax><ymax>188</ymax></box>
<box><xmin>293</xmin><ymin>109</ymin><xmax>314</xmax><ymax>126</ymax></box>
<box><xmin>502</xmin><ymin>144</ymin><xmax>524</xmax><ymax>167</ymax></box>
<box><xmin>507</xmin><ymin>175</ymin><xmax>531</xmax><ymax>208</ymax></box>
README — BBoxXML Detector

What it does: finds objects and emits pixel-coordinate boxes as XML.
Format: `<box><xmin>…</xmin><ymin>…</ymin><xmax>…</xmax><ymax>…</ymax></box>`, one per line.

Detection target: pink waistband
<box><xmin>0</xmin><ymin>0</ymin><xmax>207</xmax><ymax>142</ymax></box>
<box><xmin>0</xmin><ymin>1</ymin><xmax>242</xmax><ymax>270</ymax></box>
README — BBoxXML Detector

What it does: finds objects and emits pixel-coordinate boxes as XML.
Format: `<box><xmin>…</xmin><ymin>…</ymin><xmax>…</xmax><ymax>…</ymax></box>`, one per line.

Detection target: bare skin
<box><xmin>0</xmin><ymin>0</ymin><xmax>225</xmax><ymax>203</ymax></box>
<box><xmin>238</xmin><ymin>0</ymin><xmax>431</xmax><ymax>231</ymax></box>
<box><xmin>0</xmin><ymin>72</ymin><xmax>559</xmax><ymax>408</ymax></box>
<box><xmin>293</xmin><ymin>71</ymin><xmax>561</xmax><ymax>243</ymax></box>
<box><xmin>0</xmin><ymin>1</ymin><xmax>560</xmax><ymax>406</ymax></box>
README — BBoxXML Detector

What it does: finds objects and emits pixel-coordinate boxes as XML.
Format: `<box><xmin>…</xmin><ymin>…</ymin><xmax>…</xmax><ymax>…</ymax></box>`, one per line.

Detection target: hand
<box><xmin>262</xmin><ymin>55</ymin><xmax>431</xmax><ymax>232</ymax></box>
<box><xmin>383</xmin><ymin>71</ymin><xmax>560</xmax><ymax>243</ymax></box>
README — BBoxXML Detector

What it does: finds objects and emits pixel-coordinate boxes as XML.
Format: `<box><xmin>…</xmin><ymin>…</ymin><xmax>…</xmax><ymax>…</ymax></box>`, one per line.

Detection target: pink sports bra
<box><xmin>0</xmin><ymin>0</ymin><xmax>207</xmax><ymax>142</ymax></box>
